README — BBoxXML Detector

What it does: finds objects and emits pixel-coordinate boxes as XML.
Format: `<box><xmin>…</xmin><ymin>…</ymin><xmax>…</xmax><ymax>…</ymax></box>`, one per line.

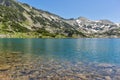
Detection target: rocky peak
<box><xmin>77</xmin><ymin>17</ymin><xmax>90</xmax><ymax>22</ymax></box>
<box><xmin>78</xmin><ymin>17</ymin><xmax>89</xmax><ymax>20</ymax></box>
<box><xmin>99</xmin><ymin>19</ymin><xmax>114</xmax><ymax>25</ymax></box>
<box><xmin>73</xmin><ymin>17</ymin><xmax>119</xmax><ymax>33</ymax></box>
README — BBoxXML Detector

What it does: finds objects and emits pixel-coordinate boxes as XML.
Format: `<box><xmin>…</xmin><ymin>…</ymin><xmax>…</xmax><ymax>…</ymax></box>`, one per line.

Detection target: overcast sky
<box><xmin>18</xmin><ymin>0</ymin><xmax>120</xmax><ymax>23</ymax></box>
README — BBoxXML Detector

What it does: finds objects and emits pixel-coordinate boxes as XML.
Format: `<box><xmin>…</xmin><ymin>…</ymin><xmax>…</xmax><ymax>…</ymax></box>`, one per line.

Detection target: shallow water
<box><xmin>0</xmin><ymin>38</ymin><xmax>120</xmax><ymax>80</ymax></box>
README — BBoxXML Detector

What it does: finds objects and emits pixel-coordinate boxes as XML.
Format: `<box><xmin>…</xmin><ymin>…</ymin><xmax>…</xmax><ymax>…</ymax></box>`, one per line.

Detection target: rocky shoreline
<box><xmin>0</xmin><ymin>52</ymin><xmax>120</xmax><ymax>80</ymax></box>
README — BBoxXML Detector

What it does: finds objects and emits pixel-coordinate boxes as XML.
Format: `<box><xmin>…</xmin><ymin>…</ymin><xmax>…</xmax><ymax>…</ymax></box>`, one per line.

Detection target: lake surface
<box><xmin>0</xmin><ymin>38</ymin><xmax>120</xmax><ymax>80</ymax></box>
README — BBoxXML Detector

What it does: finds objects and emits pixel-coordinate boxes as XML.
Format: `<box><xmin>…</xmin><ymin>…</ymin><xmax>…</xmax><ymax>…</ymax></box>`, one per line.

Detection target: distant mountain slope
<box><xmin>0</xmin><ymin>0</ymin><xmax>120</xmax><ymax>38</ymax></box>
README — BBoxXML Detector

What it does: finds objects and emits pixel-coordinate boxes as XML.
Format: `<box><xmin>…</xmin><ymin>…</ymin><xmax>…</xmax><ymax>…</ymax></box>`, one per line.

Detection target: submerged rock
<box><xmin>105</xmin><ymin>76</ymin><xmax>112</xmax><ymax>80</ymax></box>
<box><xmin>97</xmin><ymin>63</ymin><xmax>114</xmax><ymax>68</ymax></box>
<box><xmin>113</xmin><ymin>76</ymin><xmax>120</xmax><ymax>80</ymax></box>
<box><xmin>0</xmin><ymin>64</ymin><xmax>11</xmax><ymax>71</ymax></box>
<box><xmin>76</xmin><ymin>73</ymin><xmax>88</xmax><ymax>80</ymax></box>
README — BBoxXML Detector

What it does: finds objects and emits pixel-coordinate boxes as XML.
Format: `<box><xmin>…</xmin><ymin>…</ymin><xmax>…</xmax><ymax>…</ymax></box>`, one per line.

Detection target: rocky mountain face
<box><xmin>0</xmin><ymin>0</ymin><xmax>120</xmax><ymax>38</ymax></box>
<box><xmin>66</xmin><ymin>17</ymin><xmax>120</xmax><ymax>37</ymax></box>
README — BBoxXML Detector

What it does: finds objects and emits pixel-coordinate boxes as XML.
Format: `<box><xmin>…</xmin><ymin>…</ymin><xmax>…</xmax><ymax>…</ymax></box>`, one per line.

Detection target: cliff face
<box><xmin>0</xmin><ymin>0</ymin><xmax>120</xmax><ymax>38</ymax></box>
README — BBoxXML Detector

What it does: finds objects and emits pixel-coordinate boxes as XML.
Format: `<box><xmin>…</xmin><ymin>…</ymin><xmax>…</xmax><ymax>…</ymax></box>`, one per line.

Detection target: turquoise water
<box><xmin>0</xmin><ymin>38</ymin><xmax>120</xmax><ymax>64</ymax></box>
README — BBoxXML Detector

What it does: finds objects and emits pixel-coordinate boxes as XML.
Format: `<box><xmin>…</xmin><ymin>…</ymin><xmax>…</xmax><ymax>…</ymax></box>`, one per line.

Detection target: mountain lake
<box><xmin>0</xmin><ymin>38</ymin><xmax>120</xmax><ymax>80</ymax></box>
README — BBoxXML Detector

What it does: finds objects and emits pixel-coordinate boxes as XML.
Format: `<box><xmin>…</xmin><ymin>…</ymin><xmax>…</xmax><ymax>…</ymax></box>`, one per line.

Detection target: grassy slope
<box><xmin>0</xmin><ymin>1</ymin><xmax>86</xmax><ymax>38</ymax></box>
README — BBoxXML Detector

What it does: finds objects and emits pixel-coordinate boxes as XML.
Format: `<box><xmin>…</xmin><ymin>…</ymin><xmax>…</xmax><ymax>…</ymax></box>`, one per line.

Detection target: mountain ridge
<box><xmin>0</xmin><ymin>0</ymin><xmax>120</xmax><ymax>38</ymax></box>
